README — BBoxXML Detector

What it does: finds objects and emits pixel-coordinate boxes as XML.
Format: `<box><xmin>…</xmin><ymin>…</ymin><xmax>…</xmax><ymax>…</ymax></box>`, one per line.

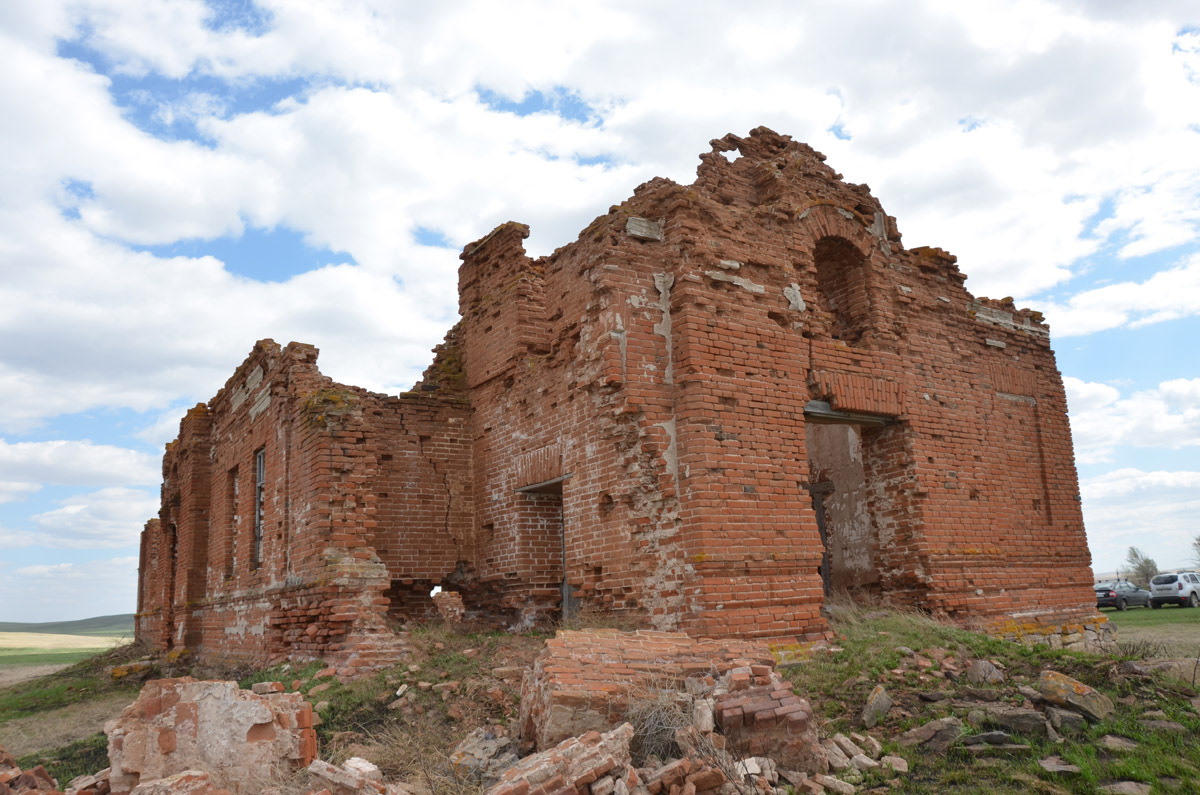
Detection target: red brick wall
<box><xmin>455</xmin><ymin>127</ymin><xmax>1097</xmax><ymax>641</ymax></box>
<box><xmin>136</xmin><ymin>339</ymin><xmax>472</xmax><ymax>668</ymax></box>
<box><xmin>138</xmin><ymin>126</ymin><xmax>1101</xmax><ymax>664</ymax></box>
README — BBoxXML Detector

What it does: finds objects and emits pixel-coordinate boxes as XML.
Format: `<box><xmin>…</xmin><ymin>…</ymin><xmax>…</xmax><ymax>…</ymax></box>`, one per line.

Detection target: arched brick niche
<box><xmin>814</xmin><ymin>235</ymin><xmax>871</xmax><ymax>345</ymax></box>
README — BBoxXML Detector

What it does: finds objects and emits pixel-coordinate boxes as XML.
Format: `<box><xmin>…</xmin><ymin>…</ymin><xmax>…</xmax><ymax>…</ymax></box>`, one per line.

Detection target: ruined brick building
<box><xmin>136</xmin><ymin>128</ymin><xmax>1103</xmax><ymax>669</ymax></box>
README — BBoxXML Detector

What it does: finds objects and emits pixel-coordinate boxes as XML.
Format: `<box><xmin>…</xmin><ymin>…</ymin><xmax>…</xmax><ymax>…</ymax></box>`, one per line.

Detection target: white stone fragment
<box><xmin>626</xmin><ymin>217</ymin><xmax>664</xmax><ymax>241</ymax></box>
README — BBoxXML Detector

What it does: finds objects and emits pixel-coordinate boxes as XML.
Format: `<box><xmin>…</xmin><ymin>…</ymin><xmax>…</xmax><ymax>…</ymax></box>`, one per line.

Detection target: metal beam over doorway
<box><xmin>803</xmin><ymin>400</ymin><xmax>894</xmax><ymax>426</ymax></box>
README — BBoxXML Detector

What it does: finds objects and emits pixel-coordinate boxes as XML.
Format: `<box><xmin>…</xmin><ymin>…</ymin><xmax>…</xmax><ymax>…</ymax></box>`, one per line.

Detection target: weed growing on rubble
<box><xmin>624</xmin><ymin>687</ymin><xmax>690</xmax><ymax>765</ymax></box>
<box><xmin>237</xmin><ymin>659</ymin><xmax>326</xmax><ymax>689</ymax></box>
<box><xmin>16</xmin><ymin>732</ymin><xmax>109</xmax><ymax>785</ymax></box>
<box><xmin>355</xmin><ymin>723</ymin><xmax>483</xmax><ymax>795</ymax></box>
<box><xmin>778</xmin><ymin>596</ymin><xmax>1200</xmax><ymax>793</ymax></box>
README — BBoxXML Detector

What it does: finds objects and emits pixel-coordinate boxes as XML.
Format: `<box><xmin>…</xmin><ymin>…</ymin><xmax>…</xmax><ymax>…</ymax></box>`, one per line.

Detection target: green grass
<box><xmin>1100</xmin><ymin>604</ymin><xmax>1200</xmax><ymax>628</ymax></box>
<box><xmin>0</xmin><ymin>614</ymin><xmax>135</xmax><ymax>637</ymax></box>
<box><xmin>782</xmin><ymin>601</ymin><xmax>1200</xmax><ymax>793</ymax></box>
<box><xmin>16</xmin><ymin>732</ymin><xmax>109</xmax><ymax>785</ymax></box>
<box><xmin>0</xmin><ymin>643</ymin><xmax>146</xmax><ymax>725</ymax></box>
<box><xmin>6</xmin><ymin>610</ymin><xmax>1200</xmax><ymax>793</ymax></box>
<box><xmin>0</xmin><ymin>648</ymin><xmax>110</xmax><ymax>667</ymax></box>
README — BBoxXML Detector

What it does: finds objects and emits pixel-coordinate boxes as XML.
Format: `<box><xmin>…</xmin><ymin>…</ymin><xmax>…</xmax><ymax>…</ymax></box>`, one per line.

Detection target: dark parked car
<box><xmin>1095</xmin><ymin>580</ymin><xmax>1151</xmax><ymax>610</ymax></box>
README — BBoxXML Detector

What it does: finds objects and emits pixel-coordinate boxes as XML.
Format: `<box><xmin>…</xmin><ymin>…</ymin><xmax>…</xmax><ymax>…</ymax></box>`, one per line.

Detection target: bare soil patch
<box><xmin>0</xmin><ymin>663</ymin><xmax>71</xmax><ymax>689</ymax></box>
<box><xmin>0</xmin><ymin>692</ymin><xmax>131</xmax><ymax>756</ymax></box>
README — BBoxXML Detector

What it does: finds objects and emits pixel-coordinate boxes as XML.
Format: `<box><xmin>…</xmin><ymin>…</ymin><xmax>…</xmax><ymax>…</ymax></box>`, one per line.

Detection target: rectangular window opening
<box><xmin>226</xmin><ymin>466</ymin><xmax>239</xmax><ymax>579</ymax></box>
<box><xmin>253</xmin><ymin>449</ymin><xmax>265</xmax><ymax>570</ymax></box>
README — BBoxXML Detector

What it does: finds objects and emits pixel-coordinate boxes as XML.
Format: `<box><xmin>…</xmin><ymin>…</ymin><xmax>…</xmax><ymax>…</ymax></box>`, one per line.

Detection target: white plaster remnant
<box><xmin>716</xmin><ymin>259</ymin><xmax>742</xmax><ymax>270</ymax></box>
<box><xmin>797</xmin><ymin>207</ymin><xmax>811</xmax><ymax>220</ymax></box>
<box><xmin>869</xmin><ymin>212</ymin><xmax>893</xmax><ymax>254</ymax></box>
<box><xmin>837</xmin><ymin>207</ymin><xmax>856</xmax><ymax>220</ymax></box>
<box><xmin>249</xmin><ymin>385</ymin><xmax>271</xmax><ymax>421</ymax></box>
<box><xmin>246</xmin><ymin>365</ymin><xmax>264</xmax><ymax>391</ymax></box>
<box><xmin>653</xmin><ymin>273</ymin><xmax>675</xmax><ymax>384</ymax></box>
<box><xmin>869</xmin><ymin>212</ymin><xmax>887</xmax><ymax>238</ymax></box>
<box><xmin>997</xmin><ymin>392</ymin><xmax>1037</xmax><ymax>406</ymax></box>
<box><xmin>704</xmin><ymin>270</ymin><xmax>766</xmax><ymax>294</ymax></box>
<box><xmin>985</xmin><ymin>338</ymin><xmax>1007</xmax><ymax>348</ymax></box>
<box><xmin>937</xmin><ymin>296</ymin><xmax>952</xmax><ymax>303</ymax></box>
<box><xmin>231</xmin><ymin>386</ymin><xmax>247</xmax><ymax>410</ymax></box>
<box><xmin>784</xmin><ymin>283</ymin><xmax>807</xmax><ymax>312</ymax></box>
<box><xmin>656</xmin><ymin>417</ymin><xmax>679</xmax><ymax>481</ymax></box>
<box><xmin>971</xmin><ymin>301</ymin><xmax>1050</xmax><ymax>338</ymax></box>
<box><xmin>626</xmin><ymin>217</ymin><xmax>664</xmax><ymax>242</ymax></box>
<box><xmin>899</xmin><ymin>286</ymin><xmax>913</xmax><ymax>294</ymax></box>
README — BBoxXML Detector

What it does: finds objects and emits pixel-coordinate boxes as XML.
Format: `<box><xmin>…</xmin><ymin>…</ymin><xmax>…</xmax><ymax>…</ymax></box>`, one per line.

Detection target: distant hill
<box><xmin>0</xmin><ymin>614</ymin><xmax>134</xmax><ymax>637</ymax></box>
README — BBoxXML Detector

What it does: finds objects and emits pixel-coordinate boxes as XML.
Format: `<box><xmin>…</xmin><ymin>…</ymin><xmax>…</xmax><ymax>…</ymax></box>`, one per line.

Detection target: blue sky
<box><xmin>1</xmin><ymin>0</ymin><xmax>1198</xmax><ymax>621</ymax></box>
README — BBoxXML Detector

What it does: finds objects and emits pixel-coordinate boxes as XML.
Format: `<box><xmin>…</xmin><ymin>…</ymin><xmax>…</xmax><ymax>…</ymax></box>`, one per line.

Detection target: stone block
<box><xmin>106</xmin><ymin>678</ymin><xmax>317</xmax><ymax>795</ymax></box>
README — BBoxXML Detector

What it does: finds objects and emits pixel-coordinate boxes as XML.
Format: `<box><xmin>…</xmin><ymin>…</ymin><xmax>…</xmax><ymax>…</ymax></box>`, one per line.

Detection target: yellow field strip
<box><xmin>0</xmin><ymin>632</ymin><xmax>126</xmax><ymax>650</ymax></box>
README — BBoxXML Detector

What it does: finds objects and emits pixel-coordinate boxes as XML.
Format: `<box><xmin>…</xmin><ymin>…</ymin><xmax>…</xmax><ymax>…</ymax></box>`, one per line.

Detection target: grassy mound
<box><xmin>3</xmin><ymin>607</ymin><xmax>1199</xmax><ymax>793</ymax></box>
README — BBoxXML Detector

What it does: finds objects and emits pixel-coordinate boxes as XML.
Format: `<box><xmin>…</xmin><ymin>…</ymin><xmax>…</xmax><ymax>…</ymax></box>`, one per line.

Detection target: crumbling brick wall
<box><xmin>453</xmin><ymin>127</ymin><xmax>1097</xmax><ymax>642</ymax></box>
<box><xmin>137</xmin><ymin>339</ymin><xmax>474</xmax><ymax>671</ymax></box>
<box><xmin>138</xmin><ymin>127</ymin><xmax>1101</xmax><ymax>667</ymax></box>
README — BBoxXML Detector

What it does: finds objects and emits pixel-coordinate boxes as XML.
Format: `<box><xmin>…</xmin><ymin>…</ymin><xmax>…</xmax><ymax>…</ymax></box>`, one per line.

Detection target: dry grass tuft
<box><xmin>351</xmin><ymin>722</ymin><xmax>483</xmax><ymax>795</ymax></box>
<box><xmin>557</xmin><ymin>605</ymin><xmax>643</xmax><ymax>633</ymax></box>
<box><xmin>624</xmin><ymin>687</ymin><xmax>691</xmax><ymax>766</ymax></box>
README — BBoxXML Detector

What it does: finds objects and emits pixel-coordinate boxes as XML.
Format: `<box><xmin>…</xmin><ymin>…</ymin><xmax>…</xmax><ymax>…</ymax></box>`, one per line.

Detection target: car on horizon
<box><xmin>1149</xmin><ymin>571</ymin><xmax>1200</xmax><ymax>608</ymax></box>
<box><xmin>1094</xmin><ymin>580</ymin><xmax>1151</xmax><ymax>611</ymax></box>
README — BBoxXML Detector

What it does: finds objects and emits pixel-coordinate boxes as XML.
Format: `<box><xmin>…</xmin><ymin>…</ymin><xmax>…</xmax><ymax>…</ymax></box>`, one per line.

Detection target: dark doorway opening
<box><xmin>804</xmin><ymin>419</ymin><xmax>888</xmax><ymax>599</ymax></box>
<box><xmin>515</xmin><ymin>475</ymin><xmax>576</xmax><ymax>622</ymax></box>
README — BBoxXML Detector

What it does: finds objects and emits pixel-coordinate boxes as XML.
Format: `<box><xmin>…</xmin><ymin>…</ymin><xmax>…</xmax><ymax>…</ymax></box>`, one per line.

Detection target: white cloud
<box><xmin>1065</xmin><ymin>376</ymin><xmax>1200</xmax><ymax>463</ymax></box>
<box><xmin>29</xmin><ymin>487</ymin><xmax>159</xmax><ymax>549</ymax></box>
<box><xmin>1036</xmin><ymin>253</ymin><xmax>1200</xmax><ymax>337</ymax></box>
<box><xmin>0</xmin><ymin>438</ymin><xmax>160</xmax><ymax>486</ymax></box>
<box><xmin>1080</xmin><ymin>468</ymin><xmax>1200</xmax><ymax>501</ymax></box>
<box><xmin>0</xmin><ymin>482</ymin><xmax>41</xmax><ymax>503</ymax></box>
<box><xmin>0</xmin><ymin>525</ymin><xmax>42</xmax><ymax>549</ymax></box>
<box><xmin>0</xmin><ymin>556</ymin><xmax>139</xmax><ymax>623</ymax></box>
<box><xmin>1081</xmin><ymin>468</ymin><xmax>1200</xmax><ymax>574</ymax></box>
<box><xmin>0</xmin><ymin>0</ymin><xmax>1199</xmax><ymax>623</ymax></box>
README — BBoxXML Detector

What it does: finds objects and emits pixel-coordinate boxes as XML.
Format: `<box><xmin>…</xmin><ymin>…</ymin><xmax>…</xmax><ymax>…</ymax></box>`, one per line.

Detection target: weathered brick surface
<box><xmin>138</xmin><ymin>126</ymin><xmax>1101</xmax><ymax>665</ymax></box>
<box><xmin>518</xmin><ymin>630</ymin><xmax>825</xmax><ymax>777</ymax></box>
<box><xmin>105</xmin><ymin>678</ymin><xmax>316</xmax><ymax>795</ymax></box>
<box><xmin>487</xmin><ymin>724</ymin><xmax>635</xmax><ymax>795</ymax></box>
<box><xmin>519</xmin><ymin>630</ymin><xmax>773</xmax><ymax>751</ymax></box>
<box><xmin>0</xmin><ymin>743</ymin><xmax>62</xmax><ymax>794</ymax></box>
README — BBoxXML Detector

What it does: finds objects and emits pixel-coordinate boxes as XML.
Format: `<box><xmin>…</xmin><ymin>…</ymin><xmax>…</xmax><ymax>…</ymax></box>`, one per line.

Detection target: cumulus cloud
<box><xmin>29</xmin><ymin>487</ymin><xmax>159</xmax><ymax>549</ymax></box>
<box><xmin>1</xmin><ymin>0</ymin><xmax>1199</xmax><ymax>620</ymax></box>
<box><xmin>0</xmin><ymin>482</ymin><xmax>41</xmax><ymax>503</ymax></box>
<box><xmin>1081</xmin><ymin>468</ymin><xmax>1200</xmax><ymax>574</ymax></box>
<box><xmin>1035</xmin><ymin>253</ymin><xmax>1200</xmax><ymax>336</ymax></box>
<box><xmin>1065</xmin><ymin>376</ymin><xmax>1200</xmax><ymax>463</ymax></box>
<box><xmin>0</xmin><ymin>438</ymin><xmax>160</xmax><ymax>486</ymax></box>
<box><xmin>0</xmin><ymin>556</ymin><xmax>139</xmax><ymax>623</ymax></box>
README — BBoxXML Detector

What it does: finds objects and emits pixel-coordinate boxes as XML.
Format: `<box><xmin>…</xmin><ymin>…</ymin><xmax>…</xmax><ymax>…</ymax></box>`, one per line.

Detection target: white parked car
<box><xmin>1149</xmin><ymin>571</ymin><xmax>1200</xmax><ymax>608</ymax></box>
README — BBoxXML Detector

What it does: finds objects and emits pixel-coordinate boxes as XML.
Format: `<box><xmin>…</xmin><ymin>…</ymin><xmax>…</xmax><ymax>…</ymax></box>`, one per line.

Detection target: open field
<box><xmin>1099</xmin><ymin>603</ymin><xmax>1200</xmax><ymax>658</ymax></box>
<box><xmin>0</xmin><ymin>632</ymin><xmax>129</xmax><ymax>685</ymax></box>
<box><xmin>0</xmin><ymin>664</ymin><xmax>73</xmax><ymax>689</ymax></box>
<box><xmin>0</xmin><ymin>632</ymin><xmax>126</xmax><ymax>653</ymax></box>
<box><xmin>0</xmin><ymin>615</ymin><xmax>133</xmax><ymax>638</ymax></box>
